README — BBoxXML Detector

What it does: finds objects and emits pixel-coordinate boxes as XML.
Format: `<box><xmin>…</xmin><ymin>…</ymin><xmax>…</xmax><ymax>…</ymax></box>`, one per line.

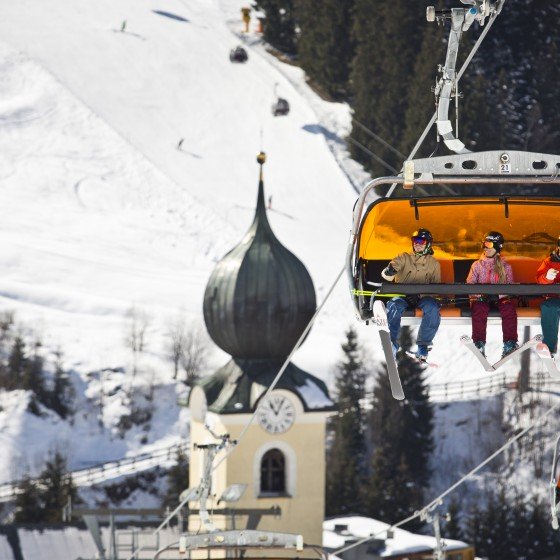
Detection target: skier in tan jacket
<box><xmin>381</xmin><ymin>228</ymin><xmax>441</xmax><ymax>362</ymax></box>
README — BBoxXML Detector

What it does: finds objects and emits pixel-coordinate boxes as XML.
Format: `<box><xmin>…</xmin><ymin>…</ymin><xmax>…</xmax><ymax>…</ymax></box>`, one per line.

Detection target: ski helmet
<box><xmin>482</xmin><ymin>231</ymin><xmax>504</xmax><ymax>253</ymax></box>
<box><xmin>411</xmin><ymin>228</ymin><xmax>433</xmax><ymax>255</ymax></box>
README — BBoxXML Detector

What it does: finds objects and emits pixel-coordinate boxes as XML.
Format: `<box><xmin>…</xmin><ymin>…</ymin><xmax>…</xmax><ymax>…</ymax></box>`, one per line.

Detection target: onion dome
<box><xmin>203</xmin><ymin>153</ymin><xmax>316</xmax><ymax>359</ymax></box>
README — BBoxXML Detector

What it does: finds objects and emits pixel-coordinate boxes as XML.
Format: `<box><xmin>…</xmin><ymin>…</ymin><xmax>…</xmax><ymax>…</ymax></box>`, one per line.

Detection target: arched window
<box><xmin>260</xmin><ymin>449</ymin><xmax>286</xmax><ymax>494</ymax></box>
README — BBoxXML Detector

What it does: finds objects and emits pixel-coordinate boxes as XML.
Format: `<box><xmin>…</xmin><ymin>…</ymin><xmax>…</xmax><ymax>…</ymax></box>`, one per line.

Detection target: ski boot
<box><xmin>501</xmin><ymin>340</ymin><xmax>519</xmax><ymax>359</ymax></box>
<box><xmin>415</xmin><ymin>344</ymin><xmax>429</xmax><ymax>363</ymax></box>
<box><xmin>474</xmin><ymin>340</ymin><xmax>486</xmax><ymax>358</ymax></box>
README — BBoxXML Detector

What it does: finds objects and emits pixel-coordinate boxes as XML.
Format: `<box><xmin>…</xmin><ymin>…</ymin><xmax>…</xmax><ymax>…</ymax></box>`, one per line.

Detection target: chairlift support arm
<box><xmin>429</xmin><ymin>2</ymin><xmax>501</xmax><ymax>154</ymax></box>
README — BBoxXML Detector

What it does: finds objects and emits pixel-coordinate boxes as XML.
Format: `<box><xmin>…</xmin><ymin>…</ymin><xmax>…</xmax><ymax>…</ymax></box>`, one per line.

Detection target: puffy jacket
<box><xmin>467</xmin><ymin>256</ymin><xmax>514</xmax><ymax>285</ymax></box>
<box><xmin>536</xmin><ymin>255</ymin><xmax>560</xmax><ymax>284</ymax></box>
<box><xmin>386</xmin><ymin>252</ymin><xmax>441</xmax><ymax>284</ymax></box>
<box><xmin>536</xmin><ymin>254</ymin><xmax>560</xmax><ymax>298</ymax></box>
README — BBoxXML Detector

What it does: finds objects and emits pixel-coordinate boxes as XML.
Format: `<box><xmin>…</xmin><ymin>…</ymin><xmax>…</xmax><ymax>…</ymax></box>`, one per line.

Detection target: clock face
<box><xmin>257</xmin><ymin>393</ymin><xmax>296</xmax><ymax>434</ymax></box>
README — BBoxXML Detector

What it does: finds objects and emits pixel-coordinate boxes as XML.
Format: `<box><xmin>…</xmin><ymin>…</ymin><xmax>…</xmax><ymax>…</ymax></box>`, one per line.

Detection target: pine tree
<box><xmin>326</xmin><ymin>327</ymin><xmax>367</xmax><ymax>515</ymax></box>
<box><xmin>350</xmin><ymin>0</ymin><xmax>425</xmax><ymax>176</ymax></box>
<box><xmin>442</xmin><ymin>497</ymin><xmax>462</xmax><ymax>541</ymax></box>
<box><xmin>7</xmin><ymin>336</ymin><xmax>26</xmax><ymax>390</ymax></box>
<box><xmin>463</xmin><ymin>489</ymin><xmax>560</xmax><ymax>559</ymax></box>
<box><xmin>367</xmin><ymin>441</ymin><xmax>415</xmax><ymax>525</ymax></box>
<box><xmin>22</xmin><ymin>340</ymin><xmax>48</xmax><ymax>409</ymax></box>
<box><xmin>14</xmin><ymin>474</ymin><xmax>43</xmax><ymax>523</ymax></box>
<box><xmin>400</xmin><ymin>2</ymin><xmax>446</xmax><ymax>159</ymax></box>
<box><xmin>162</xmin><ymin>449</ymin><xmax>190</xmax><ymax>511</ymax></box>
<box><xmin>526</xmin><ymin>496</ymin><xmax>560</xmax><ymax>557</ymax></box>
<box><xmin>49</xmin><ymin>354</ymin><xmax>74</xmax><ymax>419</ymax></box>
<box><xmin>366</xmin><ymin>361</ymin><xmax>411</xmax><ymax>524</ymax></box>
<box><xmin>252</xmin><ymin>0</ymin><xmax>297</xmax><ymax>56</ymax></box>
<box><xmin>295</xmin><ymin>0</ymin><xmax>355</xmax><ymax>99</ymax></box>
<box><xmin>14</xmin><ymin>453</ymin><xmax>79</xmax><ymax>523</ymax></box>
<box><xmin>397</xmin><ymin>327</ymin><xmax>434</xmax><ymax>488</ymax></box>
<box><xmin>39</xmin><ymin>451</ymin><xmax>79</xmax><ymax>523</ymax></box>
<box><xmin>464</xmin><ymin>500</ymin><xmax>482</xmax><ymax>553</ymax></box>
<box><xmin>366</xmin><ymin>327</ymin><xmax>432</xmax><ymax>528</ymax></box>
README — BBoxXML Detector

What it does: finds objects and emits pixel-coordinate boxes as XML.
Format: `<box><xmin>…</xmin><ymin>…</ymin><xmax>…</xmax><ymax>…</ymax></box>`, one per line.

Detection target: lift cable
<box><xmin>346</xmin><ymin>136</ymin><xmax>400</xmax><ymax>175</ymax></box>
<box><xmin>213</xmin><ymin>266</ymin><xmax>345</xmax><ymax>470</ymax></box>
<box><xmin>332</xmin><ymin>395</ymin><xmax>560</xmax><ymax>556</ymax></box>
<box><xmin>351</xmin><ymin>120</ymin><xmax>406</xmax><ymax>160</ymax></box>
<box><xmin>125</xmin><ymin>267</ymin><xmax>347</xmax><ymax>560</ymax></box>
<box><xmin>128</xmin><ymin>4</ymin><xmax>509</xmax><ymax>559</ymax></box>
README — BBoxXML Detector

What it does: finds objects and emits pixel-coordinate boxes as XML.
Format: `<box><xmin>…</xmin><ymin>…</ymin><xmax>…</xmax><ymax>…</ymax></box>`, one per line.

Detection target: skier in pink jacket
<box><xmin>466</xmin><ymin>231</ymin><xmax>519</xmax><ymax>359</ymax></box>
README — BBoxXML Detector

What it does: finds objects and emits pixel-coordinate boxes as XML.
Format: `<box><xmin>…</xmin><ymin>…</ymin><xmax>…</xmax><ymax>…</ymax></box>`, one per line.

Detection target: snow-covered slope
<box><xmin>0</xmin><ymin>0</ymin><xmax>366</xmax><ymax>376</ymax></box>
<box><xmin>0</xmin><ymin>0</ymin><xmax>551</xmax><ymax>484</ymax></box>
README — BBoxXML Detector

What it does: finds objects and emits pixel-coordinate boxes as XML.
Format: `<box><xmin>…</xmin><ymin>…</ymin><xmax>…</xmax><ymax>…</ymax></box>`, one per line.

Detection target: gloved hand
<box><xmin>381</xmin><ymin>264</ymin><xmax>397</xmax><ymax>282</ymax></box>
<box><xmin>546</xmin><ymin>268</ymin><xmax>559</xmax><ymax>281</ymax></box>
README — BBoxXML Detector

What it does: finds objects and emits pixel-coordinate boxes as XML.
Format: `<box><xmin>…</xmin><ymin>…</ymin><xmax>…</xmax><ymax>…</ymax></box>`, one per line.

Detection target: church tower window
<box><xmin>260</xmin><ymin>449</ymin><xmax>286</xmax><ymax>494</ymax></box>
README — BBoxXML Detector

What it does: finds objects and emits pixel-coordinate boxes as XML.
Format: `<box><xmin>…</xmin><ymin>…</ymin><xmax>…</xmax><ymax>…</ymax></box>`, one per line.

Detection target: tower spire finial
<box><xmin>257</xmin><ymin>151</ymin><xmax>266</xmax><ymax>182</ymax></box>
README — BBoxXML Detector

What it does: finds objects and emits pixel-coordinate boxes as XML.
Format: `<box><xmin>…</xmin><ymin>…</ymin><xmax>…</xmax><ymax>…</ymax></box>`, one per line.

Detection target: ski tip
<box><xmin>392</xmin><ymin>391</ymin><xmax>405</xmax><ymax>401</ymax></box>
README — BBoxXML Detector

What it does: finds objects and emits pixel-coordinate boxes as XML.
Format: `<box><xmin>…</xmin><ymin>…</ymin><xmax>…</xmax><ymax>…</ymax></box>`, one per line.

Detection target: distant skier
<box><xmin>121</xmin><ymin>20</ymin><xmax>127</xmax><ymax>33</ymax></box>
<box><xmin>536</xmin><ymin>235</ymin><xmax>560</xmax><ymax>360</ymax></box>
<box><xmin>177</xmin><ymin>138</ymin><xmax>184</xmax><ymax>151</ymax></box>
<box><xmin>381</xmin><ymin>228</ymin><xmax>441</xmax><ymax>362</ymax></box>
<box><xmin>466</xmin><ymin>231</ymin><xmax>518</xmax><ymax>359</ymax></box>
<box><xmin>241</xmin><ymin>7</ymin><xmax>251</xmax><ymax>33</ymax></box>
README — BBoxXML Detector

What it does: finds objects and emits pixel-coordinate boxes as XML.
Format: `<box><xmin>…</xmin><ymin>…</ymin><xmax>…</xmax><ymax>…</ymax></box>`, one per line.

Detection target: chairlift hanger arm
<box><xmin>387</xmin><ymin>0</ymin><xmax>507</xmax><ymax>200</ymax></box>
<box><xmin>429</xmin><ymin>1</ymin><xmax>503</xmax><ymax>154</ymax></box>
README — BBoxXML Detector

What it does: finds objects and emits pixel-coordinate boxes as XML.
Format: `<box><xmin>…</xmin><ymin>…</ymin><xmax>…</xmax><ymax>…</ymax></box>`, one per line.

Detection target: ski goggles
<box><xmin>412</xmin><ymin>237</ymin><xmax>428</xmax><ymax>245</ymax></box>
<box><xmin>483</xmin><ymin>240</ymin><xmax>496</xmax><ymax>249</ymax></box>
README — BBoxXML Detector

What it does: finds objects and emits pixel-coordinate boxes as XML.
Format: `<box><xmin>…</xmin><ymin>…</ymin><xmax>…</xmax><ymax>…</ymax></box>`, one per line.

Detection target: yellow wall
<box><xmin>188</xmin><ymin>395</ymin><xmax>329</xmax><ymax>557</ymax></box>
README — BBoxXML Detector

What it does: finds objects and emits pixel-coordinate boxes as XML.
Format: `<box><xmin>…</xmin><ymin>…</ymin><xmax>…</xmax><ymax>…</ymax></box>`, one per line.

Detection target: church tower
<box><xmin>188</xmin><ymin>153</ymin><xmax>334</xmax><ymax>551</ymax></box>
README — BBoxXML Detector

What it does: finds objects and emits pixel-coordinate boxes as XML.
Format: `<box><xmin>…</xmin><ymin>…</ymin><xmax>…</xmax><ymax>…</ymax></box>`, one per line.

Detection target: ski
<box><xmin>405</xmin><ymin>351</ymin><xmax>439</xmax><ymax>368</ymax></box>
<box><xmin>491</xmin><ymin>335</ymin><xmax>543</xmax><ymax>370</ymax></box>
<box><xmin>460</xmin><ymin>335</ymin><xmax>495</xmax><ymax>372</ymax></box>
<box><xmin>536</xmin><ymin>342</ymin><xmax>560</xmax><ymax>380</ymax></box>
<box><xmin>550</xmin><ymin>435</ymin><xmax>560</xmax><ymax>530</ymax></box>
<box><xmin>373</xmin><ymin>300</ymin><xmax>405</xmax><ymax>401</ymax></box>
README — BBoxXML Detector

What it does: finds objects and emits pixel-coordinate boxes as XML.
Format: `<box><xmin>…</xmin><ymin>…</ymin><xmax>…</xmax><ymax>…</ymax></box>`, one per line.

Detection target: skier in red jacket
<box><xmin>536</xmin><ymin>236</ymin><xmax>560</xmax><ymax>359</ymax></box>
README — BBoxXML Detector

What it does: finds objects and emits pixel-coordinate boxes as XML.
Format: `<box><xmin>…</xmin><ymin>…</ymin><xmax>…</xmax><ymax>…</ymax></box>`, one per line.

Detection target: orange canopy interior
<box><xmin>358</xmin><ymin>197</ymin><xmax>560</xmax><ymax>262</ymax></box>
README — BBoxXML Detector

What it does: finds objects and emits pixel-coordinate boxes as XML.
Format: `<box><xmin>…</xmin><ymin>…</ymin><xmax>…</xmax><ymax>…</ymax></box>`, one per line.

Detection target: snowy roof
<box><xmin>195</xmin><ymin>357</ymin><xmax>335</xmax><ymax>413</ymax></box>
<box><xmin>324</xmin><ymin>516</ymin><xmax>471</xmax><ymax>557</ymax></box>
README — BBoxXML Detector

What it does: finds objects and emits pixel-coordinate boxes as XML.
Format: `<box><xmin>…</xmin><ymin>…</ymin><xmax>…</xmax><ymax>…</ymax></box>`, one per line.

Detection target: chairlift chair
<box><xmin>348</xmin><ymin>151</ymin><xmax>560</xmax><ymax>327</ymax></box>
<box><xmin>272</xmin><ymin>97</ymin><xmax>290</xmax><ymax>116</ymax></box>
<box><xmin>229</xmin><ymin>46</ymin><xmax>248</xmax><ymax>63</ymax></box>
<box><xmin>271</xmin><ymin>82</ymin><xmax>290</xmax><ymax>116</ymax></box>
<box><xmin>346</xmin><ymin>0</ymin><xmax>560</xmax><ymax>400</ymax></box>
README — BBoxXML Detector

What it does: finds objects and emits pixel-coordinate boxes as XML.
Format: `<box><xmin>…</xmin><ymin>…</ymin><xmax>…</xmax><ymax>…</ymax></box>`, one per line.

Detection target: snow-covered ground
<box><xmin>0</xmin><ymin>0</ymin><xmax>556</xmax><ymax>509</ymax></box>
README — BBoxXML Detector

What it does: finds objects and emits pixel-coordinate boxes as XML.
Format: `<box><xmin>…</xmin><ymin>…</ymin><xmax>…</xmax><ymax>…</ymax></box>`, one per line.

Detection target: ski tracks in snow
<box><xmin>223</xmin><ymin>21</ymin><xmax>370</xmax><ymax>193</ymax></box>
